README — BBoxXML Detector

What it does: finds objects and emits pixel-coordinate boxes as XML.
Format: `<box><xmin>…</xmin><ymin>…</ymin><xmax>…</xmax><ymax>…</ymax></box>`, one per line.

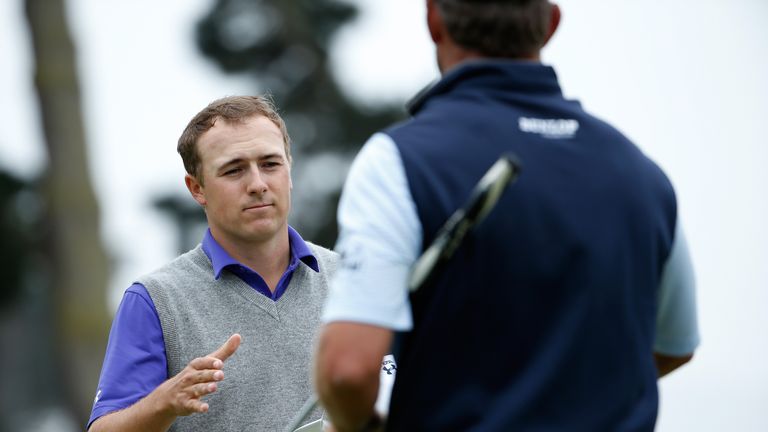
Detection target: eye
<box><xmin>262</xmin><ymin>161</ymin><xmax>281</xmax><ymax>169</ymax></box>
<box><xmin>223</xmin><ymin>167</ymin><xmax>242</xmax><ymax>176</ymax></box>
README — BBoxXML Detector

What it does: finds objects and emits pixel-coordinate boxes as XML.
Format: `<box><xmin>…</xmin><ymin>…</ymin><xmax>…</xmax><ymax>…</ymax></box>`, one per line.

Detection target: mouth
<box><xmin>243</xmin><ymin>203</ymin><xmax>272</xmax><ymax>212</ymax></box>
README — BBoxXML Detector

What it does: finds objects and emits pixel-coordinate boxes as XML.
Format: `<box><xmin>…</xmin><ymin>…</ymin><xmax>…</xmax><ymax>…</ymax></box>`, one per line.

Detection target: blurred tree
<box><xmin>0</xmin><ymin>0</ymin><xmax>113</xmax><ymax>427</ymax></box>
<box><xmin>0</xmin><ymin>172</ymin><xmax>71</xmax><ymax>432</ymax></box>
<box><xmin>156</xmin><ymin>0</ymin><xmax>405</xmax><ymax>251</ymax></box>
<box><xmin>0</xmin><ymin>172</ymin><xmax>30</xmax><ymax>309</ymax></box>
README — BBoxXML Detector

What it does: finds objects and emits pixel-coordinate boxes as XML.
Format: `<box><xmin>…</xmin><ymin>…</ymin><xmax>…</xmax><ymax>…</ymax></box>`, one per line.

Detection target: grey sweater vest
<box><xmin>140</xmin><ymin>242</ymin><xmax>338</xmax><ymax>432</ymax></box>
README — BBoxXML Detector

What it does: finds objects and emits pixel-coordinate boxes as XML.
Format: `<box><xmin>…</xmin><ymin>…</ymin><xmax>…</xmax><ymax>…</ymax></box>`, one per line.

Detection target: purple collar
<box><xmin>201</xmin><ymin>226</ymin><xmax>319</xmax><ymax>281</ymax></box>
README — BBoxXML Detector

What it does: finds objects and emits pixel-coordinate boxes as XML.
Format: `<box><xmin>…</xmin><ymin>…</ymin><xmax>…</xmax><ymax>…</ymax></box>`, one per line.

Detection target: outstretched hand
<box><xmin>156</xmin><ymin>333</ymin><xmax>242</xmax><ymax>416</ymax></box>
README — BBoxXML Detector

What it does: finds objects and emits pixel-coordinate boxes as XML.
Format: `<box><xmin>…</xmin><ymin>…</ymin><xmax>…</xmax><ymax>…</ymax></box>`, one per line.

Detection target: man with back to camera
<box><xmin>88</xmin><ymin>95</ymin><xmax>337</xmax><ymax>431</ymax></box>
<box><xmin>314</xmin><ymin>1</ymin><xmax>699</xmax><ymax>431</ymax></box>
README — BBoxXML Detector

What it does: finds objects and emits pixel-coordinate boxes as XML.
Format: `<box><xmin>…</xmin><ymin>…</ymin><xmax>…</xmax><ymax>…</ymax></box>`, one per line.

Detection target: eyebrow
<box><xmin>258</xmin><ymin>153</ymin><xmax>285</xmax><ymax>162</ymax></box>
<box><xmin>217</xmin><ymin>157</ymin><xmax>245</xmax><ymax>172</ymax></box>
<box><xmin>217</xmin><ymin>153</ymin><xmax>285</xmax><ymax>171</ymax></box>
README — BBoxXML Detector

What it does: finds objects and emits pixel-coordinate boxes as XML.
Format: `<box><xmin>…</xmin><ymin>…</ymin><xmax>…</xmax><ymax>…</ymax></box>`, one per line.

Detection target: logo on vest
<box><xmin>339</xmin><ymin>249</ymin><xmax>361</xmax><ymax>271</ymax></box>
<box><xmin>519</xmin><ymin>117</ymin><xmax>579</xmax><ymax>139</ymax></box>
<box><xmin>382</xmin><ymin>358</ymin><xmax>397</xmax><ymax>375</ymax></box>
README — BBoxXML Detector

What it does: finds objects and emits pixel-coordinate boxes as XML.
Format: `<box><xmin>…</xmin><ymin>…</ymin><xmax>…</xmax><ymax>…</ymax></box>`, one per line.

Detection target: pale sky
<box><xmin>0</xmin><ymin>0</ymin><xmax>766</xmax><ymax>430</ymax></box>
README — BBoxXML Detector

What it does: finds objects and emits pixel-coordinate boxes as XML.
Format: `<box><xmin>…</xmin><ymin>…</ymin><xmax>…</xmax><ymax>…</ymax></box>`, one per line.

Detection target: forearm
<box><xmin>654</xmin><ymin>352</ymin><xmax>694</xmax><ymax>378</ymax></box>
<box><xmin>317</xmin><ymin>371</ymin><xmax>379</xmax><ymax>432</ymax></box>
<box><xmin>315</xmin><ymin>323</ymin><xmax>392</xmax><ymax>432</ymax></box>
<box><xmin>88</xmin><ymin>390</ymin><xmax>176</xmax><ymax>432</ymax></box>
<box><xmin>90</xmin><ymin>334</ymin><xmax>239</xmax><ymax>431</ymax></box>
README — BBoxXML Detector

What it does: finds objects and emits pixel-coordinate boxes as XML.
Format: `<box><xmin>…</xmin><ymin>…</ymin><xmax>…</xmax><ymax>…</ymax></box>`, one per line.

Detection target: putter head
<box><xmin>293</xmin><ymin>418</ymin><xmax>323</xmax><ymax>432</ymax></box>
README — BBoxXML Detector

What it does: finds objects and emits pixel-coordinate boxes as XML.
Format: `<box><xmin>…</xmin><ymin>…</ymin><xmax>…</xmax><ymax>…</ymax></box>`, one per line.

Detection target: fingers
<box><xmin>166</xmin><ymin>334</ymin><xmax>242</xmax><ymax>417</ymax></box>
<box><xmin>188</xmin><ymin>356</ymin><xmax>224</xmax><ymax>371</ymax></box>
<box><xmin>180</xmin><ymin>368</ymin><xmax>224</xmax><ymax>385</ymax></box>
<box><xmin>187</xmin><ymin>333</ymin><xmax>242</xmax><ymax>371</ymax></box>
<box><xmin>185</xmin><ymin>399</ymin><xmax>210</xmax><ymax>414</ymax></box>
<box><xmin>168</xmin><ymin>376</ymin><xmax>221</xmax><ymax>416</ymax></box>
<box><xmin>192</xmin><ymin>381</ymin><xmax>218</xmax><ymax>398</ymax></box>
<box><xmin>208</xmin><ymin>333</ymin><xmax>242</xmax><ymax>362</ymax></box>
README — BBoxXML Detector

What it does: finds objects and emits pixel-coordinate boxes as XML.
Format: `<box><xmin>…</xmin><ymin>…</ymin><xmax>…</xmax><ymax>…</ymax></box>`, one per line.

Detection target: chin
<box><xmin>244</xmin><ymin>222</ymin><xmax>283</xmax><ymax>241</ymax></box>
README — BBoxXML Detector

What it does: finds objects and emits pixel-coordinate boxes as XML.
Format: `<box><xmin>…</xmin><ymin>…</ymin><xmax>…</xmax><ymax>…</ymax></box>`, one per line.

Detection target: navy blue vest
<box><xmin>385</xmin><ymin>61</ymin><xmax>676</xmax><ymax>431</ymax></box>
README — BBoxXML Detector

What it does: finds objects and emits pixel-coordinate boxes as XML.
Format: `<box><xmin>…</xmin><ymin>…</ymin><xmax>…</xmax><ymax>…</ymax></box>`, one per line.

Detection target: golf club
<box><xmin>283</xmin><ymin>153</ymin><xmax>522</xmax><ymax>432</ymax></box>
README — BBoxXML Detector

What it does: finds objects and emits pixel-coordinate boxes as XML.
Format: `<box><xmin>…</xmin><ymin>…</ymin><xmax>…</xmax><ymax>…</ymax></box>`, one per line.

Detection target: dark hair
<box><xmin>435</xmin><ymin>0</ymin><xmax>552</xmax><ymax>58</ymax></box>
<box><xmin>177</xmin><ymin>95</ymin><xmax>291</xmax><ymax>183</ymax></box>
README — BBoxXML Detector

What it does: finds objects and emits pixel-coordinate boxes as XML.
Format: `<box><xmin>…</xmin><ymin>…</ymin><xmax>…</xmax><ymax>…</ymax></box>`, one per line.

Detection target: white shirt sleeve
<box><xmin>654</xmin><ymin>220</ymin><xmax>701</xmax><ymax>356</ymax></box>
<box><xmin>321</xmin><ymin>133</ymin><xmax>421</xmax><ymax>331</ymax></box>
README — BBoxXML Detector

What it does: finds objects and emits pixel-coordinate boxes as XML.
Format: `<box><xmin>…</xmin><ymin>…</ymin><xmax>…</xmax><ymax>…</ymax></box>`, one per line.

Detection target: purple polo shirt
<box><xmin>87</xmin><ymin>227</ymin><xmax>318</xmax><ymax>428</ymax></box>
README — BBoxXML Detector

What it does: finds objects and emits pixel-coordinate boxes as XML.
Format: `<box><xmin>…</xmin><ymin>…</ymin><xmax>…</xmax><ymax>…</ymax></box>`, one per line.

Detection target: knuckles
<box><xmin>166</xmin><ymin>355</ymin><xmax>229</xmax><ymax>416</ymax></box>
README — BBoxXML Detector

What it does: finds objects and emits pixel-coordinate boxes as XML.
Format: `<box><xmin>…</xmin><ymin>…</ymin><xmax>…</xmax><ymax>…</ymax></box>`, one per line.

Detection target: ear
<box><xmin>185</xmin><ymin>174</ymin><xmax>207</xmax><ymax>207</ymax></box>
<box><xmin>544</xmin><ymin>3</ymin><xmax>561</xmax><ymax>46</ymax></box>
<box><xmin>426</xmin><ymin>0</ymin><xmax>443</xmax><ymax>44</ymax></box>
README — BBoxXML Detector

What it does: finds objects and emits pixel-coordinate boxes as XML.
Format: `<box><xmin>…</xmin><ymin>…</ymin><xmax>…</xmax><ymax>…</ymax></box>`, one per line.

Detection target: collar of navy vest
<box><xmin>406</xmin><ymin>60</ymin><xmax>562</xmax><ymax>115</ymax></box>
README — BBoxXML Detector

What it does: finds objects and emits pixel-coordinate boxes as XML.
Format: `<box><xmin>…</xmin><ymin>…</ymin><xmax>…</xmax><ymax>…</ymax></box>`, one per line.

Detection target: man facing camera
<box><xmin>89</xmin><ymin>96</ymin><xmax>336</xmax><ymax>431</ymax></box>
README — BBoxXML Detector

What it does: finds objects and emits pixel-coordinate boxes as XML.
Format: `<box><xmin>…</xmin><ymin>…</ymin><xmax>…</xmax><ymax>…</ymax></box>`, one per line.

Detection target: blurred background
<box><xmin>0</xmin><ymin>0</ymin><xmax>765</xmax><ymax>430</ymax></box>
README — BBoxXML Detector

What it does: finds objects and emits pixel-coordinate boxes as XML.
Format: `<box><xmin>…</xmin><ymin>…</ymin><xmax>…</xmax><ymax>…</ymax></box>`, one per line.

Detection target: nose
<box><xmin>246</xmin><ymin>167</ymin><xmax>268</xmax><ymax>195</ymax></box>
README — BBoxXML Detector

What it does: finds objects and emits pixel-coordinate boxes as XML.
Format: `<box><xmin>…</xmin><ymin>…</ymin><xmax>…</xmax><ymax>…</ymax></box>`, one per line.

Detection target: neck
<box><xmin>438</xmin><ymin>47</ymin><xmax>541</xmax><ymax>75</ymax></box>
<box><xmin>440</xmin><ymin>55</ymin><xmax>541</xmax><ymax>75</ymax></box>
<box><xmin>215</xmin><ymin>227</ymin><xmax>291</xmax><ymax>292</ymax></box>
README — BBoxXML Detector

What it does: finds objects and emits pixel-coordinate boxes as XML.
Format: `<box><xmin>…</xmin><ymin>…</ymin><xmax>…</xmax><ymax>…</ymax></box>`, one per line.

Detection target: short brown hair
<box><xmin>177</xmin><ymin>95</ymin><xmax>292</xmax><ymax>182</ymax></box>
<box><xmin>435</xmin><ymin>0</ymin><xmax>552</xmax><ymax>58</ymax></box>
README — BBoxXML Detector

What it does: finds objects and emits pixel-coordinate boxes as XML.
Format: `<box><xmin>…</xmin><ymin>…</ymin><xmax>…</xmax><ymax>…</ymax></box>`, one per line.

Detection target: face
<box><xmin>185</xmin><ymin>115</ymin><xmax>292</xmax><ymax>247</ymax></box>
